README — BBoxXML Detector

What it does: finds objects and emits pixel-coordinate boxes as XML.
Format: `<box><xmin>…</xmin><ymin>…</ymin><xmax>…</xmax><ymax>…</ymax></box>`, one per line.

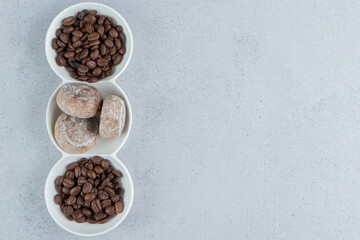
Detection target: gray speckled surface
<box><xmin>2</xmin><ymin>0</ymin><xmax>360</xmax><ymax>239</ymax></box>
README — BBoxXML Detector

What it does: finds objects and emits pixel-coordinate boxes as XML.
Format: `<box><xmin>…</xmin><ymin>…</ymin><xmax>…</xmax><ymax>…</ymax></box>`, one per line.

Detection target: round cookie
<box><xmin>99</xmin><ymin>95</ymin><xmax>126</xmax><ymax>139</ymax></box>
<box><xmin>56</xmin><ymin>83</ymin><xmax>102</xmax><ymax>118</ymax></box>
<box><xmin>54</xmin><ymin>113</ymin><xmax>99</xmax><ymax>153</ymax></box>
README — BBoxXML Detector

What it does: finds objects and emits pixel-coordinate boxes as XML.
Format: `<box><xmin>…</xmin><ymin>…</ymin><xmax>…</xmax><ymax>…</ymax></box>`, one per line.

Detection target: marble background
<box><xmin>1</xmin><ymin>0</ymin><xmax>360</xmax><ymax>239</ymax></box>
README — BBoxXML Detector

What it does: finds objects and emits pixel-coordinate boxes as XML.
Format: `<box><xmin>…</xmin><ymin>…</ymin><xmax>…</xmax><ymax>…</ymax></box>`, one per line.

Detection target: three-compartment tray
<box><xmin>43</xmin><ymin>2</ymin><xmax>134</xmax><ymax>237</ymax></box>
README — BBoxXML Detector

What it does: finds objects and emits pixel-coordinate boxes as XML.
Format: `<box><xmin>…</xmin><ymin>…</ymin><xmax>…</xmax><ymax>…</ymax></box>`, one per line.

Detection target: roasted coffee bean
<box><xmin>74</xmin><ymin>167</ymin><xmax>81</xmax><ymax>178</ymax></box>
<box><xmin>97</xmin><ymin>15</ymin><xmax>105</xmax><ymax>25</ymax></box>
<box><xmin>105</xmin><ymin>206</ymin><xmax>115</xmax><ymax>215</ymax></box>
<box><xmin>51</xmin><ymin>38</ymin><xmax>58</xmax><ymax>50</ymax></box>
<box><xmin>88</xmin><ymin>32</ymin><xmax>100</xmax><ymax>41</ymax></box>
<box><xmin>55</xmin><ymin>176</ymin><xmax>64</xmax><ymax>186</ymax></box>
<box><xmin>84</xmin><ymin>201</ymin><xmax>91</xmax><ymax>208</ymax></box>
<box><xmin>91</xmin><ymin>199</ymin><xmax>101</xmax><ymax>213</ymax></box>
<box><xmin>114</xmin><ymin>38</ymin><xmax>121</xmax><ymax>50</ymax></box>
<box><xmin>104</xmin><ymin>23</ymin><xmax>112</xmax><ymax>33</ymax></box>
<box><xmin>104</xmin><ymin>38</ymin><xmax>114</xmax><ymax>48</ymax></box>
<box><xmin>85</xmin><ymin>162</ymin><xmax>94</xmax><ymax>170</ymax></box>
<box><xmin>71</xmin><ymin>71</ymin><xmax>79</xmax><ymax>79</ymax></box>
<box><xmin>64</xmin><ymin>51</ymin><xmax>75</xmax><ymax>58</ymax></box>
<box><xmin>104</xmin><ymin>187</ymin><xmax>115</xmax><ymax>197</ymax></box>
<box><xmin>105</xmin><ymin>68</ymin><xmax>113</xmax><ymax>76</ymax></box>
<box><xmin>73</xmin><ymin>40</ymin><xmax>83</xmax><ymax>48</ymax></box>
<box><xmin>84</xmin><ymin>192</ymin><xmax>96</xmax><ymax>202</ymax></box>
<box><xmin>63</xmin><ymin>16</ymin><xmax>76</xmax><ymax>26</ymax></box>
<box><xmin>75</xmin><ymin>47</ymin><xmax>83</xmax><ymax>54</ymax></box>
<box><xmin>79</xmin><ymin>49</ymin><xmax>89</xmax><ymax>59</ymax></box>
<box><xmin>56</xmin><ymin>185</ymin><xmax>62</xmax><ymax>193</ymax></box>
<box><xmin>94</xmin><ymin>166</ymin><xmax>103</xmax><ymax>174</ymax></box>
<box><xmin>120</xmin><ymin>32</ymin><xmax>126</xmax><ymax>43</ymax></box>
<box><xmin>77</xmin><ymin>64</ymin><xmax>89</xmax><ymax>73</ymax></box>
<box><xmin>87</xmin><ymin>218</ymin><xmax>97</xmax><ymax>224</ymax></box>
<box><xmin>81</xmin><ymin>56</ymin><xmax>90</xmax><ymax>64</ymax></box>
<box><xmin>54</xmin><ymin>194</ymin><xmax>63</xmax><ymax>205</ymax></box>
<box><xmin>90</xmin><ymin>49</ymin><xmax>100</xmax><ymax>60</ymax></box>
<box><xmin>87</xmin><ymin>169</ymin><xmax>96</xmax><ymax>179</ymax></box>
<box><xmin>92</xmin><ymin>187</ymin><xmax>98</xmax><ymax>196</ymax></box>
<box><xmin>116</xmin><ymin>188</ymin><xmax>125</xmax><ymax>196</ymax></box>
<box><xmin>108</xmin><ymin>28</ymin><xmax>118</xmax><ymax>38</ymax></box>
<box><xmin>73</xmin><ymin>203</ymin><xmax>82</xmax><ymax>209</ymax></box>
<box><xmin>56</xmin><ymin>28</ymin><xmax>62</xmax><ymax>37</ymax></box>
<box><xmin>95</xmin><ymin>212</ymin><xmax>107</xmax><ymax>221</ymax></box>
<box><xmin>92</xmin><ymin>156</ymin><xmax>102</xmax><ymax>164</ymax></box>
<box><xmin>81</xmin><ymin>166</ymin><xmax>88</xmax><ymax>177</ymax></box>
<box><xmin>59</xmin><ymin>34</ymin><xmax>69</xmax><ymax>44</ymax></box>
<box><xmin>72</xmin><ymin>209</ymin><xmax>83</xmax><ymax>219</ymax></box>
<box><xmin>111</xmin><ymin>194</ymin><xmax>120</xmax><ymax>203</ymax></box>
<box><xmin>101</xmin><ymin>159</ymin><xmax>110</xmax><ymax>170</ymax></box>
<box><xmin>112</xmin><ymin>169</ymin><xmax>122</xmax><ymax>178</ymax></box>
<box><xmin>115</xmin><ymin>201</ymin><xmax>124</xmax><ymax>214</ymax></box>
<box><xmin>104</xmin><ymin>55</ymin><xmax>111</xmax><ymax>62</ymax></box>
<box><xmin>89</xmin><ymin>10</ymin><xmax>97</xmax><ymax>15</ymax></box>
<box><xmin>88</xmin><ymin>77</ymin><xmax>99</xmax><ymax>83</ymax></box>
<box><xmin>84</xmin><ymin>14</ymin><xmax>96</xmax><ymax>23</ymax></box>
<box><xmin>92</xmin><ymin>67</ymin><xmax>102</xmax><ymax>76</ymax></box>
<box><xmin>99</xmin><ymin>44</ymin><xmax>107</xmax><ymax>56</ymax></box>
<box><xmin>60</xmin><ymin>203</ymin><xmax>65</xmax><ymax>212</ymax></box>
<box><xmin>78</xmin><ymin>158</ymin><xmax>88</xmax><ymax>165</ymax></box>
<box><xmin>112</xmin><ymin>54</ymin><xmax>122</xmax><ymax>65</ymax></box>
<box><xmin>86</xmin><ymin>60</ymin><xmax>96</xmax><ymax>69</ymax></box>
<box><xmin>101</xmin><ymin>64</ymin><xmax>110</xmax><ymax>72</ymax></box>
<box><xmin>65</xmin><ymin>171</ymin><xmax>75</xmax><ymax>180</ymax></box>
<box><xmin>67</xmin><ymin>162</ymin><xmax>79</xmax><ymax>171</ymax></box>
<box><xmin>66</xmin><ymin>195</ymin><xmax>77</xmax><ymax>205</ymax></box>
<box><xmin>107</xmin><ymin>182</ymin><xmax>115</xmax><ymax>188</ymax></box>
<box><xmin>109</xmin><ymin>45</ymin><xmax>116</xmax><ymax>55</ymax></box>
<box><xmin>63</xmin><ymin>178</ymin><xmax>75</xmax><ymax>188</ymax></box>
<box><xmin>63</xmin><ymin>26</ymin><xmax>74</xmax><ymax>34</ymax></box>
<box><xmin>94</xmin><ymin>179</ymin><xmax>101</xmax><ymax>187</ymax></box>
<box><xmin>70</xmin><ymin>186</ymin><xmax>81</xmax><ymax>196</ymax></box>
<box><xmin>115</xmin><ymin>25</ymin><xmax>123</xmax><ymax>33</ymax></box>
<box><xmin>80</xmin><ymin>33</ymin><xmax>89</xmax><ymax>41</ymax></box>
<box><xmin>63</xmin><ymin>206</ymin><xmax>74</xmax><ymax>216</ymax></box>
<box><xmin>72</xmin><ymin>29</ymin><xmax>83</xmax><ymax>37</ymax></box>
<box><xmin>82</xmin><ymin>182</ymin><xmax>92</xmax><ymax>194</ymax></box>
<box><xmin>55</xmin><ymin>55</ymin><xmax>66</xmax><ymax>66</ymax></box>
<box><xmin>82</xmin><ymin>208</ymin><xmax>92</xmax><ymax>218</ymax></box>
<box><xmin>77</xmin><ymin>196</ymin><xmax>85</xmax><ymax>205</ymax></box>
<box><xmin>75</xmin><ymin>216</ymin><xmax>87</xmax><ymax>223</ymax></box>
<box><xmin>119</xmin><ymin>45</ymin><xmax>126</xmax><ymax>55</ymax></box>
<box><xmin>90</xmin><ymin>40</ymin><xmax>101</xmax><ymax>46</ymax></box>
<box><xmin>97</xmin><ymin>58</ymin><xmax>108</xmax><ymax>67</ymax></box>
<box><xmin>56</xmin><ymin>47</ymin><xmax>65</xmax><ymax>53</ymax></box>
<box><xmin>69</xmin><ymin>61</ymin><xmax>80</xmax><ymax>69</ymax></box>
<box><xmin>85</xmin><ymin>23</ymin><xmax>94</xmax><ymax>33</ymax></box>
<box><xmin>98</xmin><ymin>190</ymin><xmax>109</xmax><ymax>200</ymax></box>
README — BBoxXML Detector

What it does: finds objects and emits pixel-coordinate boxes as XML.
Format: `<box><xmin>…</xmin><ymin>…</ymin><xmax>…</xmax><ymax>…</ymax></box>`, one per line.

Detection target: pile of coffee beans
<box><xmin>51</xmin><ymin>9</ymin><xmax>127</xmax><ymax>83</ymax></box>
<box><xmin>54</xmin><ymin>156</ymin><xmax>124</xmax><ymax>224</ymax></box>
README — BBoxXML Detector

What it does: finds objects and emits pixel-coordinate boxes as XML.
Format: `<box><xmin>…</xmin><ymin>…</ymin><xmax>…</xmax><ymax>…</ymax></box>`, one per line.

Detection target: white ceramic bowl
<box><xmin>46</xmin><ymin>81</ymin><xmax>132</xmax><ymax>156</ymax></box>
<box><xmin>45</xmin><ymin>2</ymin><xmax>133</xmax><ymax>82</ymax></box>
<box><xmin>45</xmin><ymin>154</ymin><xmax>134</xmax><ymax>237</ymax></box>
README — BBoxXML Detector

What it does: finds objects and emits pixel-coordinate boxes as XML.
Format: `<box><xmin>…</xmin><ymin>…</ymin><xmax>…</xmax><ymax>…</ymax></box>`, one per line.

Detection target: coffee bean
<box><xmin>104</xmin><ymin>23</ymin><xmax>111</xmax><ymax>33</ymax></box>
<box><xmin>84</xmin><ymin>201</ymin><xmax>91</xmax><ymax>208</ymax></box>
<box><xmin>114</xmin><ymin>38</ymin><xmax>121</xmax><ymax>49</ymax></box>
<box><xmin>92</xmin><ymin>67</ymin><xmax>102</xmax><ymax>77</ymax></box>
<box><xmin>104</xmin><ymin>38</ymin><xmax>114</xmax><ymax>48</ymax></box>
<box><xmin>96</xmin><ymin>58</ymin><xmax>108</xmax><ymax>67</ymax></box>
<box><xmin>78</xmin><ymin>158</ymin><xmax>88</xmax><ymax>165</ymax></box>
<box><xmin>65</xmin><ymin>171</ymin><xmax>75</xmax><ymax>180</ymax></box>
<box><xmin>95</xmin><ymin>212</ymin><xmax>107</xmax><ymax>221</ymax></box>
<box><xmin>63</xmin><ymin>178</ymin><xmax>75</xmax><ymax>188</ymax></box>
<box><xmin>73</xmin><ymin>202</ymin><xmax>82</xmax><ymax>209</ymax></box>
<box><xmin>115</xmin><ymin>25</ymin><xmax>123</xmax><ymax>33</ymax></box>
<box><xmin>91</xmin><ymin>199</ymin><xmax>101</xmax><ymax>213</ymax></box>
<box><xmin>56</xmin><ymin>28</ymin><xmax>62</xmax><ymax>37</ymax></box>
<box><xmin>84</xmin><ymin>14</ymin><xmax>96</xmax><ymax>23</ymax></box>
<box><xmin>111</xmin><ymin>194</ymin><xmax>120</xmax><ymax>203</ymax></box>
<box><xmin>105</xmin><ymin>206</ymin><xmax>115</xmax><ymax>215</ymax></box>
<box><xmin>82</xmin><ymin>208</ymin><xmax>92</xmax><ymax>218</ymax></box>
<box><xmin>63</xmin><ymin>206</ymin><xmax>74</xmax><ymax>216</ymax></box>
<box><xmin>72</xmin><ymin>40</ymin><xmax>83</xmax><ymax>48</ymax></box>
<box><xmin>63</xmin><ymin>16</ymin><xmax>76</xmax><ymax>26</ymax></box>
<box><xmin>54</xmin><ymin>194</ymin><xmax>63</xmax><ymax>205</ymax></box>
<box><xmin>82</xmin><ymin>182</ymin><xmax>92</xmax><ymax>194</ymax></box>
<box><xmin>77</xmin><ymin>196</ymin><xmax>85</xmax><ymax>205</ymax></box>
<box><xmin>77</xmin><ymin>64</ymin><xmax>89</xmax><ymax>73</ymax></box>
<box><xmin>90</xmin><ymin>49</ymin><xmax>100</xmax><ymax>60</ymax></box>
<box><xmin>79</xmin><ymin>49</ymin><xmax>89</xmax><ymax>59</ymax></box>
<box><xmin>51</xmin><ymin>38</ymin><xmax>58</xmax><ymax>50</ymax></box>
<box><xmin>71</xmin><ymin>72</ymin><xmax>79</xmax><ymax>79</ymax></box>
<box><xmin>115</xmin><ymin>201</ymin><xmax>124</xmax><ymax>214</ymax></box>
<box><xmin>75</xmin><ymin>216</ymin><xmax>87</xmax><ymax>223</ymax></box>
<box><xmin>89</xmin><ymin>10</ymin><xmax>97</xmax><ymax>15</ymax></box>
<box><xmin>87</xmin><ymin>218</ymin><xmax>97</xmax><ymax>224</ymax></box>
<box><xmin>55</xmin><ymin>176</ymin><xmax>64</xmax><ymax>186</ymax></box>
<box><xmin>99</xmin><ymin>44</ymin><xmax>107</xmax><ymax>56</ymax></box>
<box><xmin>72</xmin><ymin>209</ymin><xmax>83</xmax><ymax>219</ymax></box>
<box><xmin>119</xmin><ymin>45</ymin><xmax>126</xmax><ymax>55</ymax></box>
<box><xmin>105</xmin><ymin>68</ymin><xmax>113</xmax><ymax>76</ymax></box>
<box><xmin>107</xmin><ymin>182</ymin><xmax>115</xmax><ymax>188</ymax></box>
<box><xmin>88</xmin><ymin>77</ymin><xmax>99</xmax><ymax>83</ymax></box>
<box><xmin>90</xmin><ymin>40</ymin><xmax>101</xmax><ymax>46</ymax></box>
<box><xmin>93</xmin><ymin>166</ymin><xmax>103</xmax><ymax>174</ymax></box>
<box><xmin>69</xmin><ymin>61</ymin><xmax>80</xmax><ymax>69</ymax></box>
<box><xmin>74</xmin><ymin>167</ymin><xmax>81</xmax><ymax>178</ymax></box>
<box><xmin>67</xmin><ymin>162</ymin><xmax>79</xmax><ymax>171</ymax></box>
<box><xmin>87</xmin><ymin>169</ymin><xmax>96</xmax><ymax>179</ymax></box>
<box><xmin>120</xmin><ymin>32</ymin><xmax>126</xmax><ymax>43</ymax></box>
<box><xmin>66</xmin><ymin>195</ymin><xmax>77</xmax><ymax>205</ymax></box>
<box><xmin>88</xmin><ymin>32</ymin><xmax>100</xmax><ymax>41</ymax></box>
<box><xmin>81</xmin><ymin>56</ymin><xmax>91</xmax><ymax>64</ymax></box>
<box><xmin>56</xmin><ymin>185</ymin><xmax>62</xmax><ymax>194</ymax></box>
<box><xmin>98</xmin><ymin>190</ymin><xmax>109</xmax><ymax>200</ymax></box>
<box><xmin>108</xmin><ymin>45</ymin><xmax>116</xmax><ymax>55</ymax></box>
<box><xmin>108</xmin><ymin>28</ymin><xmax>118</xmax><ymax>38</ymax></box>
<box><xmin>85</xmin><ymin>23</ymin><xmax>94</xmax><ymax>33</ymax></box>
<box><xmin>98</xmin><ymin>218</ymin><xmax>108</xmax><ymax>224</ymax></box>
<box><xmin>92</xmin><ymin>156</ymin><xmax>102</xmax><ymax>164</ymax></box>
<box><xmin>64</xmin><ymin>51</ymin><xmax>75</xmax><ymax>58</ymax></box>
<box><xmin>63</xmin><ymin>26</ymin><xmax>74</xmax><ymax>34</ymax></box>
<box><xmin>104</xmin><ymin>187</ymin><xmax>115</xmax><ymax>197</ymax></box>
<box><xmin>85</xmin><ymin>60</ymin><xmax>96</xmax><ymax>70</ymax></box>
<box><xmin>84</xmin><ymin>192</ymin><xmax>96</xmax><ymax>202</ymax></box>
<box><xmin>112</xmin><ymin>54</ymin><xmax>122</xmax><ymax>65</ymax></box>
<box><xmin>70</xmin><ymin>186</ymin><xmax>81</xmax><ymax>196</ymax></box>
<box><xmin>85</xmin><ymin>162</ymin><xmax>94</xmax><ymax>170</ymax></box>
